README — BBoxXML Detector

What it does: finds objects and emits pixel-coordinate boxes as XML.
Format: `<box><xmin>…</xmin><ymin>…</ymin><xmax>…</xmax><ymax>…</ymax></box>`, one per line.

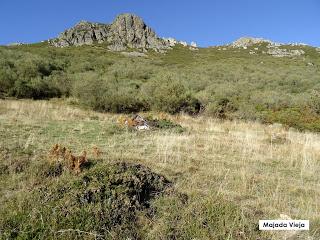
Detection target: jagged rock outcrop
<box><xmin>108</xmin><ymin>14</ymin><xmax>168</xmax><ymax>51</ymax></box>
<box><xmin>231</xmin><ymin>37</ymin><xmax>277</xmax><ymax>48</ymax></box>
<box><xmin>161</xmin><ymin>38</ymin><xmax>197</xmax><ymax>48</ymax></box>
<box><xmin>163</xmin><ymin>38</ymin><xmax>178</xmax><ymax>47</ymax></box>
<box><xmin>52</xmin><ymin>21</ymin><xmax>110</xmax><ymax>47</ymax></box>
<box><xmin>51</xmin><ymin>13</ymin><xmax>170</xmax><ymax>51</ymax></box>
<box><xmin>230</xmin><ymin>37</ymin><xmax>306</xmax><ymax>57</ymax></box>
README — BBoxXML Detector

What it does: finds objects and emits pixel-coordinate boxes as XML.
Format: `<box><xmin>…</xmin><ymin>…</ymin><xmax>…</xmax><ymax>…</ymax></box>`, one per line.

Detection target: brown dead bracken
<box><xmin>65</xmin><ymin>149</ymin><xmax>87</xmax><ymax>174</ymax></box>
<box><xmin>74</xmin><ymin>150</ymin><xmax>87</xmax><ymax>174</ymax></box>
<box><xmin>48</xmin><ymin>144</ymin><xmax>66</xmax><ymax>162</ymax></box>
<box><xmin>49</xmin><ymin>145</ymin><xmax>88</xmax><ymax>174</ymax></box>
<box><xmin>92</xmin><ymin>146</ymin><xmax>102</xmax><ymax>158</ymax></box>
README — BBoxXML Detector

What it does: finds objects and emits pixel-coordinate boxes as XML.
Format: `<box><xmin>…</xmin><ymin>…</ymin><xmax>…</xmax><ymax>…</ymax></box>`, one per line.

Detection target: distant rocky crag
<box><xmin>229</xmin><ymin>37</ymin><xmax>306</xmax><ymax>57</ymax></box>
<box><xmin>51</xmin><ymin>13</ymin><xmax>173</xmax><ymax>52</ymax></box>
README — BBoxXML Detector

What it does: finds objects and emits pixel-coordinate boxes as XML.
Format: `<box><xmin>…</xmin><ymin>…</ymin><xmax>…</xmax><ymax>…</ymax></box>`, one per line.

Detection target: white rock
<box><xmin>191</xmin><ymin>41</ymin><xmax>197</xmax><ymax>47</ymax></box>
<box><xmin>163</xmin><ymin>37</ymin><xmax>178</xmax><ymax>47</ymax></box>
<box><xmin>136</xmin><ymin>125</ymin><xmax>150</xmax><ymax>131</ymax></box>
<box><xmin>231</xmin><ymin>37</ymin><xmax>273</xmax><ymax>48</ymax></box>
<box><xmin>179</xmin><ymin>41</ymin><xmax>188</xmax><ymax>47</ymax></box>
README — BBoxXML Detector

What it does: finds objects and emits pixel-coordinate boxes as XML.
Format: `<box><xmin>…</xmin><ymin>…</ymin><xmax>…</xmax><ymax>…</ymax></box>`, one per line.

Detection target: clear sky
<box><xmin>0</xmin><ymin>0</ymin><xmax>319</xmax><ymax>47</ymax></box>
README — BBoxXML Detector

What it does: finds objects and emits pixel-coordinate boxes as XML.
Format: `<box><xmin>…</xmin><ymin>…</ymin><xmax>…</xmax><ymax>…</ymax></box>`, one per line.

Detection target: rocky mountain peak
<box><xmin>112</xmin><ymin>13</ymin><xmax>146</xmax><ymax>29</ymax></box>
<box><xmin>51</xmin><ymin>13</ymin><xmax>170</xmax><ymax>51</ymax></box>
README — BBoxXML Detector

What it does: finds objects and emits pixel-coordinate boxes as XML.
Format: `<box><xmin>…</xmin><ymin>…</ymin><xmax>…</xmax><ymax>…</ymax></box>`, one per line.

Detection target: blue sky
<box><xmin>0</xmin><ymin>0</ymin><xmax>319</xmax><ymax>47</ymax></box>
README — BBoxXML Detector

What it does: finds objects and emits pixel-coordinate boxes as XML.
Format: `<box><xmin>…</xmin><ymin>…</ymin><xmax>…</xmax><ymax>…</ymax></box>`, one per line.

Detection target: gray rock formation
<box><xmin>267</xmin><ymin>48</ymin><xmax>305</xmax><ymax>57</ymax></box>
<box><xmin>51</xmin><ymin>21</ymin><xmax>110</xmax><ymax>47</ymax></box>
<box><xmin>230</xmin><ymin>37</ymin><xmax>306</xmax><ymax>57</ymax></box>
<box><xmin>162</xmin><ymin>38</ymin><xmax>196</xmax><ymax>48</ymax></box>
<box><xmin>231</xmin><ymin>37</ymin><xmax>276</xmax><ymax>48</ymax></box>
<box><xmin>51</xmin><ymin>13</ymin><xmax>170</xmax><ymax>51</ymax></box>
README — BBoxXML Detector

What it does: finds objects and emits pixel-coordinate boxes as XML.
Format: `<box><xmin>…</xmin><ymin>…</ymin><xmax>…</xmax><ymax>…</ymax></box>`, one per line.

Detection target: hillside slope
<box><xmin>0</xmin><ymin>100</ymin><xmax>319</xmax><ymax>239</ymax></box>
<box><xmin>1</xmin><ymin>37</ymin><xmax>320</xmax><ymax>131</ymax></box>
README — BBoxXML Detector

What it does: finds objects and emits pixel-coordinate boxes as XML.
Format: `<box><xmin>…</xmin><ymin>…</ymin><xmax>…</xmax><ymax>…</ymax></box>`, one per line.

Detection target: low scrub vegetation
<box><xmin>1</xmin><ymin>43</ymin><xmax>320</xmax><ymax>131</ymax></box>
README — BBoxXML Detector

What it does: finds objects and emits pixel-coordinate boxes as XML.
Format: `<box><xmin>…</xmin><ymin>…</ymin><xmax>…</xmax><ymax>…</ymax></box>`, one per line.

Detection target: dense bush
<box><xmin>72</xmin><ymin>73</ymin><xmax>149</xmax><ymax>113</ymax></box>
<box><xmin>0</xmin><ymin>49</ymin><xmax>62</xmax><ymax>99</ymax></box>
<box><xmin>149</xmin><ymin>193</ymin><xmax>262</xmax><ymax>239</ymax></box>
<box><xmin>310</xmin><ymin>90</ymin><xmax>320</xmax><ymax>114</ymax></box>
<box><xmin>206</xmin><ymin>97</ymin><xmax>237</xmax><ymax>119</ymax></box>
<box><xmin>1</xmin><ymin>42</ymin><xmax>320</xmax><ymax>130</ymax></box>
<box><xmin>9</xmin><ymin>78</ymin><xmax>61</xmax><ymax>99</ymax></box>
<box><xmin>142</xmin><ymin>75</ymin><xmax>201</xmax><ymax>114</ymax></box>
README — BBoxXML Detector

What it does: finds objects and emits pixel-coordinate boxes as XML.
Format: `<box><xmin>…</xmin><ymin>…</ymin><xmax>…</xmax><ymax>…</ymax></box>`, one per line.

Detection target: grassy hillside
<box><xmin>0</xmin><ymin>100</ymin><xmax>319</xmax><ymax>239</ymax></box>
<box><xmin>1</xmin><ymin>42</ymin><xmax>320</xmax><ymax>131</ymax></box>
<box><xmin>1</xmin><ymin>41</ymin><xmax>320</xmax><ymax>238</ymax></box>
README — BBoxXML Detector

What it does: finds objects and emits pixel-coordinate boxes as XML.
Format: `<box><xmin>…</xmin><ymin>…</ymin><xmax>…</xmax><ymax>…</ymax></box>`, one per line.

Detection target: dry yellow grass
<box><xmin>110</xmin><ymin>116</ymin><xmax>320</xmax><ymax>215</ymax></box>
<box><xmin>0</xmin><ymin>99</ymin><xmax>319</xmax><ymax>239</ymax></box>
<box><xmin>0</xmin><ymin>99</ymin><xmax>115</xmax><ymax>122</ymax></box>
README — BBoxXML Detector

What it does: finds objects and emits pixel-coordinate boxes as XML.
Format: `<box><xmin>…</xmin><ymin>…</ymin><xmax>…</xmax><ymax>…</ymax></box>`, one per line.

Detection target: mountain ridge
<box><xmin>5</xmin><ymin>13</ymin><xmax>318</xmax><ymax>52</ymax></box>
<box><xmin>50</xmin><ymin>13</ymin><xmax>173</xmax><ymax>51</ymax></box>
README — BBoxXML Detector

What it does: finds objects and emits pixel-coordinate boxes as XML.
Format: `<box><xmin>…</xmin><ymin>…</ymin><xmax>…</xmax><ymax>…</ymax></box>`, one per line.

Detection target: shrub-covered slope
<box><xmin>1</xmin><ymin>41</ymin><xmax>320</xmax><ymax>130</ymax></box>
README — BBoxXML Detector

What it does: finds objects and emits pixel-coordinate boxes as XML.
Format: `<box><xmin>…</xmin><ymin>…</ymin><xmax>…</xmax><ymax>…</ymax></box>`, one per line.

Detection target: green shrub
<box><xmin>147</xmin><ymin>193</ymin><xmax>263</xmax><ymax>239</ymax></box>
<box><xmin>0</xmin><ymin>61</ymin><xmax>16</xmax><ymax>96</ymax></box>
<box><xmin>0</xmin><ymin>50</ymin><xmax>62</xmax><ymax>99</ymax></box>
<box><xmin>1</xmin><ymin>42</ymin><xmax>320</xmax><ymax>128</ymax></box>
<box><xmin>72</xmin><ymin>73</ymin><xmax>149</xmax><ymax>113</ymax></box>
<box><xmin>310</xmin><ymin>90</ymin><xmax>320</xmax><ymax>115</ymax></box>
<box><xmin>207</xmin><ymin>97</ymin><xmax>238</xmax><ymax>119</ymax></box>
<box><xmin>145</xmin><ymin>117</ymin><xmax>185</xmax><ymax>132</ymax></box>
<box><xmin>142</xmin><ymin>75</ymin><xmax>201</xmax><ymax>114</ymax></box>
<box><xmin>8</xmin><ymin>78</ymin><xmax>61</xmax><ymax>99</ymax></box>
<box><xmin>258</xmin><ymin>107</ymin><xmax>320</xmax><ymax>132</ymax></box>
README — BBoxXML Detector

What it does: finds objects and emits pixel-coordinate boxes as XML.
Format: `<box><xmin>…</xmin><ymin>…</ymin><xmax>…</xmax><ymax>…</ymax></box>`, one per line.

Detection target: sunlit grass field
<box><xmin>0</xmin><ymin>99</ymin><xmax>319</xmax><ymax>239</ymax></box>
